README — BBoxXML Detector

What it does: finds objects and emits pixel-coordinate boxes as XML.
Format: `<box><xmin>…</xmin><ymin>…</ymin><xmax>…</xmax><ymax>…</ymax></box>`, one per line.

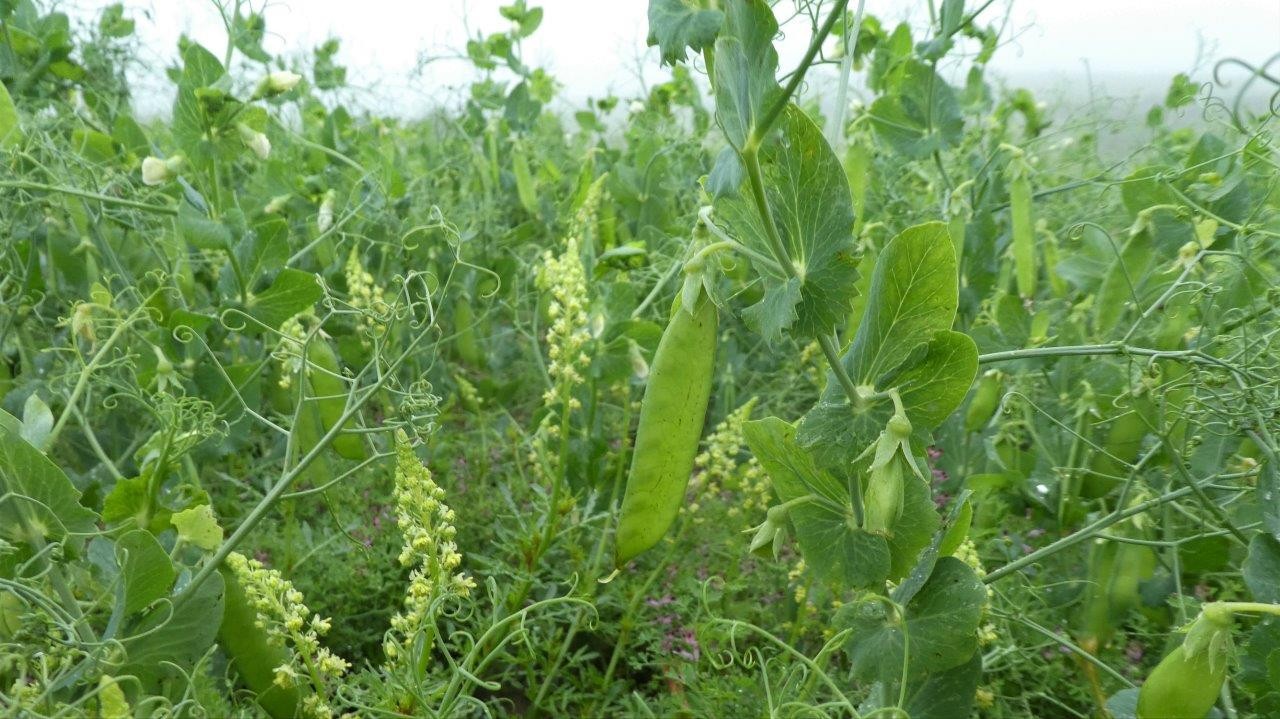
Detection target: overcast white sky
<box><xmin>79</xmin><ymin>0</ymin><xmax>1280</xmax><ymax>117</ymax></box>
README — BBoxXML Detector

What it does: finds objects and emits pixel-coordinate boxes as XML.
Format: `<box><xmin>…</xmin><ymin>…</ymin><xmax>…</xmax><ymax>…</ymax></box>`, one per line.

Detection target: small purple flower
<box><xmin>1126</xmin><ymin>642</ymin><xmax>1144</xmax><ymax>663</ymax></box>
<box><xmin>675</xmin><ymin>628</ymin><xmax>700</xmax><ymax>662</ymax></box>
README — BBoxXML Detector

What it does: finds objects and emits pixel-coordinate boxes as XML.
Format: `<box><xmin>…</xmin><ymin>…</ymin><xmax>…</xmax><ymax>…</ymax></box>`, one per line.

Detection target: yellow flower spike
<box><xmin>384</xmin><ymin>430</ymin><xmax>473</xmax><ymax>674</ymax></box>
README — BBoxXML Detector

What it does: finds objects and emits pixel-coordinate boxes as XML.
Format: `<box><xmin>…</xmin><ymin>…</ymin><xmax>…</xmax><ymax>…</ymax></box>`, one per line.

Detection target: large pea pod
<box><xmin>1078</xmin><ymin>538</ymin><xmax>1154</xmax><ymax>651</ymax></box>
<box><xmin>452</xmin><ymin>294</ymin><xmax>485</xmax><ymax>368</ymax></box>
<box><xmin>1041</xmin><ymin>224</ymin><xmax>1069</xmax><ymax>298</ymax></box>
<box><xmin>1077</xmin><ymin>539</ymin><xmax>1120</xmax><ymax>651</ymax></box>
<box><xmin>1007</xmin><ymin>156</ymin><xmax>1037</xmax><ymax>299</ymax></box>
<box><xmin>0</xmin><ymin>357</ymin><xmax>12</xmax><ymax>405</ymax></box>
<box><xmin>964</xmin><ymin>370</ymin><xmax>1003</xmax><ymax>432</ymax></box>
<box><xmin>306</xmin><ymin>339</ymin><xmax>367</xmax><ymax>461</ymax></box>
<box><xmin>218</xmin><ymin>565</ymin><xmax>300</xmax><ymax>718</ymax></box>
<box><xmin>511</xmin><ymin>140</ymin><xmax>538</xmax><ymax>215</ymax></box>
<box><xmin>1136</xmin><ymin>642</ymin><xmax>1228</xmax><ymax>719</ymax></box>
<box><xmin>614</xmin><ymin>290</ymin><xmax>717</xmax><ymax>567</ymax></box>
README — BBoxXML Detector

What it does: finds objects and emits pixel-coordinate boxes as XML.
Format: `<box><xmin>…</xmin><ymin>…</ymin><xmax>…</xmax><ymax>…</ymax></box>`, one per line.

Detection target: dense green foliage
<box><xmin>2</xmin><ymin>0</ymin><xmax>1280</xmax><ymax>716</ymax></box>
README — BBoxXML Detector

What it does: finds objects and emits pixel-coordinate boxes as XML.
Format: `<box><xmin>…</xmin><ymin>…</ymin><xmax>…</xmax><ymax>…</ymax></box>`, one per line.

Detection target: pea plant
<box><xmin>2</xmin><ymin>0</ymin><xmax>1280</xmax><ymax>716</ymax></box>
<box><xmin>622</xmin><ymin>0</ymin><xmax>1280</xmax><ymax>716</ymax></box>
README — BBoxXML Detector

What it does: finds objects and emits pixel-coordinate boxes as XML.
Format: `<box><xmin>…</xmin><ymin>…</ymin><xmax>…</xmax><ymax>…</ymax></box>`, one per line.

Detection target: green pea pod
<box><xmin>512</xmin><ymin>141</ymin><xmax>538</xmax><ymax>215</ymax></box>
<box><xmin>218</xmin><ymin>566</ymin><xmax>300</xmax><ymax>718</ymax></box>
<box><xmin>453</xmin><ymin>295</ymin><xmax>485</xmax><ymax>368</ymax></box>
<box><xmin>863</xmin><ymin>455</ymin><xmax>905</xmax><ymax>536</ymax></box>
<box><xmin>615</xmin><ymin>289</ymin><xmax>717</xmax><ymax>567</ymax></box>
<box><xmin>1096</xmin><ymin>220</ymin><xmax>1157</xmax><ymax>333</ymax></box>
<box><xmin>0</xmin><ymin>357</ymin><xmax>12</xmax><ymax>404</ymax></box>
<box><xmin>306</xmin><ymin>339</ymin><xmax>367</xmax><ymax>461</ymax></box>
<box><xmin>598</xmin><ymin>197</ymin><xmax>617</xmax><ymax>248</ymax></box>
<box><xmin>948</xmin><ymin>211</ymin><xmax>966</xmax><ymax>275</ymax></box>
<box><xmin>964</xmin><ymin>370</ymin><xmax>1003</xmax><ymax>432</ymax></box>
<box><xmin>1078</xmin><ymin>539</ymin><xmax>1154</xmax><ymax>651</ymax></box>
<box><xmin>0</xmin><ymin>590</ymin><xmax>21</xmax><ymax>638</ymax></box>
<box><xmin>1007</xmin><ymin>158</ymin><xmax>1037</xmax><ymax>299</ymax></box>
<box><xmin>1136</xmin><ymin>641</ymin><xmax>1228</xmax><ymax>719</ymax></box>
<box><xmin>938</xmin><ymin>499</ymin><xmax>973</xmax><ymax>558</ymax></box>
<box><xmin>1082</xmin><ymin>395</ymin><xmax>1152</xmax><ymax>499</ymax></box>
<box><xmin>1041</xmin><ymin>225</ymin><xmax>1068</xmax><ymax>298</ymax></box>
<box><xmin>1078</xmin><ymin>540</ymin><xmax>1120</xmax><ymax>652</ymax></box>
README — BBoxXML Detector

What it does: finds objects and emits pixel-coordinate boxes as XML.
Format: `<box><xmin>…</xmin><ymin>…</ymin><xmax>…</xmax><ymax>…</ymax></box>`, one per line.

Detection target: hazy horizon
<box><xmin>69</xmin><ymin>0</ymin><xmax>1280</xmax><ymax>121</ymax></box>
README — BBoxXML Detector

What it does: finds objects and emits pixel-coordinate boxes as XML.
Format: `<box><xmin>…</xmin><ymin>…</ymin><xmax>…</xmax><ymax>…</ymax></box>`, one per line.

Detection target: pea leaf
<box><xmin>743</xmin><ymin>417</ymin><xmax>890</xmax><ymax>589</ymax></box>
<box><xmin>115</xmin><ymin>529</ymin><xmax>176</xmax><ymax>615</ymax></box>
<box><xmin>114</xmin><ymin>570</ymin><xmax>224</xmax><ymax>691</ymax></box>
<box><xmin>886</xmin><ymin>472</ymin><xmax>941</xmax><ymax>579</ymax></box>
<box><xmin>1094</xmin><ymin>207</ymin><xmax>1191</xmax><ymax>333</ymax></box>
<box><xmin>647</xmin><ymin>0</ymin><xmax>724</xmax><ymax>66</ymax></box>
<box><xmin>237</xmin><ymin>217</ymin><xmax>290</xmax><ymax>283</ymax></box>
<box><xmin>798</xmin><ymin>222</ymin><xmax>964</xmax><ymax>466</ymax></box>
<box><xmin>902</xmin><ymin>650</ymin><xmax>982</xmax><ymax>719</ymax></box>
<box><xmin>171</xmin><ymin>504</ymin><xmax>223</xmax><ymax>551</ymax></box>
<box><xmin>178</xmin><ymin>203</ymin><xmax>232</xmax><ymax>251</ymax></box>
<box><xmin>0</xmin><ymin>412</ymin><xmax>98</xmax><ymax>542</ymax></box>
<box><xmin>712</xmin><ymin>0</ymin><xmax>780</xmax><ymax>151</ymax></box>
<box><xmin>0</xmin><ymin>80</ymin><xmax>22</xmax><ymax>149</ymax></box>
<box><xmin>893</xmin><ymin>331</ymin><xmax>979</xmax><ymax>427</ymax></box>
<box><xmin>19</xmin><ymin>392</ymin><xmax>53</xmax><ymax>450</ymax></box>
<box><xmin>1246</xmin><ymin>534</ymin><xmax>1280</xmax><ymax>603</ymax></box>
<box><xmin>1241</xmin><ymin>618</ymin><xmax>1280</xmax><ymax>704</ymax></box>
<box><xmin>716</xmin><ymin>105</ymin><xmax>859</xmax><ymax>342</ymax></box>
<box><xmin>171</xmin><ymin>41</ymin><xmax>227</xmax><ymax>159</ymax></box>
<box><xmin>247</xmin><ymin>269</ymin><xmax>322</xmax><ymax>330</ymax></box>
<box><xmin>102</xmin><ymin>475</ymin><xmax>147</xmax><ymax>526</ymax></box>
<box><xmin>896</xmin><ymin>491</ymin><xmax>973</xmax><ymax>605</ymax></box>
<box><xmin>230</xmin><ymin>11</ymin><xmax>271</xmax><ymax>63</ymax></box>
<box><xmin>839</xmin><ymin>557</ymin><xmax>985</xmax><ymax>683</ymax></box>
<box><xmin>839</xmin><ymin>222</ymin><xmax>958</xmax><ymax>384</ymax></box>
<box><xmin>868</xmin><ymin>61</ymin><xmax>963</xmax><ymax>158</ymax></box>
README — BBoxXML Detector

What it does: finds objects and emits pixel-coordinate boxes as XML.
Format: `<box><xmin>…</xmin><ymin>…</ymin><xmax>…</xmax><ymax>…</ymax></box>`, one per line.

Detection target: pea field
<box><xmin>2</xmin><ymin>1</ymin><xmax>1280</xmax><ymax>717</ymax></box>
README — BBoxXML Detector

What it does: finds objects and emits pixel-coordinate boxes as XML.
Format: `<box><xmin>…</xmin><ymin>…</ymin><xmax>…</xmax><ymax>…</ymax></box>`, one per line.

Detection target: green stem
<box><xmin>741</xmin><ymin>148</ymin><xmax>798</xmax><ymax>279</ymax></box>
<box><xmin>753</xmin><ymin>0</ymin><xmax>851</xmax><ymax>143</ymax></box>
<box><xmin>1158</xmin><ymin>433</ymin><xmax>1249</xmax><ymax>545</ymax></box>
<box><xmin>984</xmin><ymin>474</ymin><xmax>1223</xmax><ymax>584</ymax></box>
<box><xmin>1211</xmin><ymin>601</ymin><xmax>1280</xmax><ymax>617</ymax></box>
<box><xmin>825</xmin><ymin>0</ymin><xmax>866</xmax><ymax>153</ymax></box>
<box><xmin>174</xmin><ymin>323</ymin><xmax>433</xmax><ymax>609</ymax></box>
<box><xmin>978</xmin><ymin>343</ymin><xmax>1257</xmax><ymax>383</ymax></box>
<box><xmin>0</xmin><ymin>180</ymin><xmax>178</xmax><ymax>215</ymax></box>
<box><xmin>46</xmin><ymin>298</ymin><xmax>154</xmax><ymax>449</ymax></box>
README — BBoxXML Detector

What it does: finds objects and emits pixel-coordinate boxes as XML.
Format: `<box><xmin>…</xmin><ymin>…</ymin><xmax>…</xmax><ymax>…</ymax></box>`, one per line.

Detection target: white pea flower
<box><xmin>254</xmin><ymin>70</ymin><xmax>303</xmax><ymax>98</ymax></box>
<box><xmin>267</xmin><ymin>70</ymin><xmax>302</xmax><ymax>93</ymax></box>
<box><xmin>264</xmin><ymin>193</ymin><xmax>290</xmax><ymax>214</ymax></box>
<box><xmin>317</xmin><ymin>190</ymin><xmax>335</xmax><ymax>233</ymax></box>
<box><xmin>238</xmin><ymin>123</ymin><xmax>271</xmax><ymax>160</ymax></box>
<box><xmin>141</xmin><ymin>157</ymin><xmax>168</xmax><ymax>185</ymax></box>
<box><xmin>629</xmin><ymin>100</ymin><xmax>645</xmax><ymax>114</ymax></box>
<box><xmin>140</xmin><ymin>155</ymin><xmax>184</xmax><ymax>186</ymax></box>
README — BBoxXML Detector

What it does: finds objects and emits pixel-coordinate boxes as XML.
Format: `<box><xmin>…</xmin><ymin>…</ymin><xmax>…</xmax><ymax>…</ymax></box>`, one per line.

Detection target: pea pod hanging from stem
<box><xmin>1004</xmin><ymin>149</ymin><xmax>1037</xmax><ymax>300</ymax></box>
<box><xmin>614</xmin><ymin>287</ymin><xmax>718</xmax><ymax>568</ymax></box>
<box><xmin>1137</xmin><ymin>605</ymin><xmax>1234</xmax><ymax>719</ymax></box>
